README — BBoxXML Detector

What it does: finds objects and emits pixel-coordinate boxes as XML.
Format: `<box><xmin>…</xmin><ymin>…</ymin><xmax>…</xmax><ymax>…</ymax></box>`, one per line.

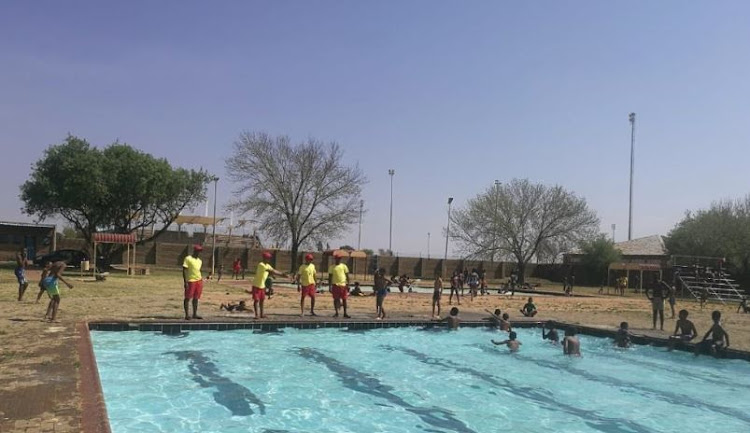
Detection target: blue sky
<box><xmin>2</xmin><ymin>1</ymin><xmax>749</xmax><ymax>257</ymax></box>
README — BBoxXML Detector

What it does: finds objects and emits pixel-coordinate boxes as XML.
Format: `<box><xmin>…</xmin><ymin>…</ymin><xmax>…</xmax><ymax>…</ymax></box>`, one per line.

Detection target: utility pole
<box><xmin>628</xmin><ymin>112</ymin><xmax>636</xmax><ymax>241</ymax></box>
<box><xmin>210</xmin><ymin>176</ymin><xmax>219</xmax><ymax>276</ymax></box>
<box><xmin>493</xmin><ymin>180</ymin><xmax>501</xmax><ymax>261</ymax></box>
<box><xmin>444</xmin><ymin>197</ymin><xmax>453</xmax><ymax>261</ymax></box>
<box><xmin>611</xmin><ymin>223</ymin><xmax>616</xmax><ymax>242</ymax></box>
<box><xmin>427</xmin><ymin>232</ymin><xmax>431</xmax><ymax>260</ymax></box>
<box><xmin>357</xmin><ymin>199</ymin><xmax>364</xmax><ymax>250</ymax></box>
<box><xmin>388</xmin><ymin>169</ymin><xmax>395</xmax><ymax>252</ymax></box>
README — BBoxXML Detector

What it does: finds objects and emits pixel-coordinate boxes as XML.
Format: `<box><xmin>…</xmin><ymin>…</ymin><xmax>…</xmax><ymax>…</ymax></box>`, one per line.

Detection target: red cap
<box><xmin>193</xmin><ymin>244</ymin><xmax>203</xmax><ymax>251</ymax></box>
<box><xmin>305</xmin><ymin>253</ymin><xmax>314</xmax><ymax>262</ymax></box>
<box><xmin>262</xmin><ymin>251</ymin><xmax>272</xmax><ymax>260</ymax></box>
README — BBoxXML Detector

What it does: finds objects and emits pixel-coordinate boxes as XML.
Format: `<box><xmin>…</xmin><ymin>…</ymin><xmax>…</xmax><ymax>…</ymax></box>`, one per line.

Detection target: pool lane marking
<box><xmin>598</xmin><ymin>349</ymin><xmax>749</xmax><ymax>390</ymax></box>
<box><xmin>165</xmin><ymin>350</ymin><xmax>266</xmax><ymax>416</ymax></box>
<box><xmin>472</xmin><ymin>345</ymin><xmax>750</xmax><ymax>426</ymax></box>
<box><xmin>383</xmin><ymin>345</ymin><xmax>655</xmax><ymax>433</ymax></box>
<box><xmin>295</xmin><ymin>347</ymin><xmax>478</xmax><ymax>433</ymax></box>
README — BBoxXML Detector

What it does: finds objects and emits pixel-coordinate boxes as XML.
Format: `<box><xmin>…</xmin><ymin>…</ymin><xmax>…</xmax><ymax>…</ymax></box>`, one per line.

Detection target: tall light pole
<box><xmin>357</xmin><ymin>199</ymin><xmax>364</xmax><ymax>250</ymax></box>
<box><xmin>611</xmin><ymin>223</ymin><xmax>616</xmax><ymax>242</ymax></box>
<box><xmin>444</xmin><ymin>197</ymin><xmax>453</xmax><ymax>261</ymax></box>
<box><xmin>427</xmin><ymin>232</ymin><xmax>431</xmax><ymax>260</ymax></box>
<box><xmin>628</xmin><ymin>112</ymin><xmax>636</xmax><ymax>241</ymax></box>
<box><xmin>210</xmin><ymin>176</ymin><xmax>219</xmax><ymax>276</ymax></box>
<box><xmin>493</xmin><ymin>180</ymin><xmax>501</xmax><ymax>261</ymax></box>
<box><xmin>388</xmin><ymin>169</ymin><xmax>395</xmax><ymax>252</ymax></box>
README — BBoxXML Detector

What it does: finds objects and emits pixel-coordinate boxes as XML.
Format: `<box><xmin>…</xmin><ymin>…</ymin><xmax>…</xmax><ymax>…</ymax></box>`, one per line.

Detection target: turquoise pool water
<box><xmin>91</xmin><ymin>327</ymin><xmax>750</xmax><ymax>433</ymax></box>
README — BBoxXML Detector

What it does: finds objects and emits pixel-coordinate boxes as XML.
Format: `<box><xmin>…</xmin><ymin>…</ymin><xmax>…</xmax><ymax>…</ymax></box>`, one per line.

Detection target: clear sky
<box><xmin>2</xmin><ymin>1</ymin><xmax>750</xmax><ymax>257</ymax></box>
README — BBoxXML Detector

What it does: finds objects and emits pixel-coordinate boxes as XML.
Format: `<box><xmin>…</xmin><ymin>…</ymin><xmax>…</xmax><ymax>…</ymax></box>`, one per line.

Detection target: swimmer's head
<box><xmin>450</xmin><ymin>307</ymin><xmax>459</xmax><ymax>316</ymax></box>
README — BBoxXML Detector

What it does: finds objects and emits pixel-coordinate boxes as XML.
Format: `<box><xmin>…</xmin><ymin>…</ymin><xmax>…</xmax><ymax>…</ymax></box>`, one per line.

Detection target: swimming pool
<box><xmin>91</xmin><ymin>326</ymin><xmax>750</xmax><ymax>433</ymax></box>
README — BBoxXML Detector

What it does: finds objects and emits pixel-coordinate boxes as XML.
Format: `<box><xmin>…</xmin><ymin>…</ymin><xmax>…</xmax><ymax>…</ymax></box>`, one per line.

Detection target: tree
<box><xmin>339</xmin><ymin>245</ymin><xmax>354</xmax><ymax>251</ymax></box>
<box><xmin>362</xmin><ymin>248</ymin><xmax>374</xmax><ymax>256</ymax></box>
<box><xmin>666</xmin><ymin>197</ymin><xmax>750</xmax><ymax>286</ymax></box>
<box><xmin>579</xmin><ymin>235</ymin><xmax>621</xmax><ymax>285</ymax></box>
<box><xmin>226</xmin><ymin>132</ymin><xmax>366</xmax><ymax>271</ymax></box>
<box><xmin>21</xmin><ymin>136</ymin><xmax>210</xmax><ymax>259</ymax></box>
<box><xmin>451</xmin><ymin>178</ymin><xmax>599</xmax><ymax>283</ymax></box>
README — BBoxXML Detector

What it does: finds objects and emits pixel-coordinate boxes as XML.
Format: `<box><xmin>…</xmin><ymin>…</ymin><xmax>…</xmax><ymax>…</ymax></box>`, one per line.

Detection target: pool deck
<box><xmin>5</xmin><ymin>313</ymin><xmax>749</xmax><ymax>433</ymax></box>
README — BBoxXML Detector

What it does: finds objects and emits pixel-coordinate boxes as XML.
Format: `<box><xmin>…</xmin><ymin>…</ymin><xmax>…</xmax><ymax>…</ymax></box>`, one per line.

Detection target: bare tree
<box><xmin>226</xmin><ymin>132</ymin><xmax>366</xmax><ymax>270</ymax></box>
<box><xmin>451</xmin><ymin>179</ymin><xmax>599</xmax><ymax>283</ymax></box>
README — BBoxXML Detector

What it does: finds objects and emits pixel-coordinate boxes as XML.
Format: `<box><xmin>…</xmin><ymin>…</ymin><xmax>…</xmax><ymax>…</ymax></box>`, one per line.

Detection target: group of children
<box><xmin>489</xmin><ymin>319</ymin><xmax>582</xmax><ymax>355</ymax></box>
<box><xmin>611</xmin><ymin>309</ymin><xmax>730</xmax><ymax>357</ymax></box>
<box><xmin>14</xmin><ymin>248</ymin><xmax>74</xmax><ymax>323</ymax></box>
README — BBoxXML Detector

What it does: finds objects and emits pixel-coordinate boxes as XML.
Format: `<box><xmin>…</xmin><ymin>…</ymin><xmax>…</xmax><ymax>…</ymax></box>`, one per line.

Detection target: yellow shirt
<box><xmin>298</xmin><ymin>263</ymin><xmax>317</xmax><ymax>287</ymax></box>
<box><xmin>182</xmin><ymin>255</ymin><xmax>202</xmax><ymax>282</ymax></box>
<box><xmin>253</xmin><ymin>262</ymin><xmax>274</xmax><ymax>288</ymax></box>
<box><xmin>328</xmin><ymin>263</ymin><xmax>349</xmax><ymax>286</ymax></box>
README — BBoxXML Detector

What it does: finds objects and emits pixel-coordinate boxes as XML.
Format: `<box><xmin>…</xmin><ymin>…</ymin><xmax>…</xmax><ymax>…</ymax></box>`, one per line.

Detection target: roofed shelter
<box><xmin>0</xmin><ymin>221</ymin><xmax>56</xmax><ymax>261</ymax></box>
<box><xmin>92</xmin><ymin>233</ymin><xmax>137</xmax><ymax>276</ymax></box>
<box><xmin>565</xmin><ymin>235</ymin><xmax>669</xmax><ymax>290</ymax></box>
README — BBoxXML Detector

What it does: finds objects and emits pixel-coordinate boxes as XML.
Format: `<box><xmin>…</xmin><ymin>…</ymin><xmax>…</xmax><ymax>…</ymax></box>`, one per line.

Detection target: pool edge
<box><xmin>77</xmin><ymin>321</ymin><xmax>112</xmax><ymax>433</ymax></box>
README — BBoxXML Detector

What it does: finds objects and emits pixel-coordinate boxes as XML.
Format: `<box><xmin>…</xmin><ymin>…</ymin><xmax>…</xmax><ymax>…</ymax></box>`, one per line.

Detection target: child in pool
<box><xmin>563</xmin><ymin>327</ymin><xmax>581</xmax><ymax>356</ymax></box>
<box><xmin>614</xmin><ymin>322</ymin><xmax>631</xmax><ymax>348</ymax></box>
<box><xmin>492</xmin><ymin>331</ymin><xmax>522</xmax><ymax>352</ymax></box>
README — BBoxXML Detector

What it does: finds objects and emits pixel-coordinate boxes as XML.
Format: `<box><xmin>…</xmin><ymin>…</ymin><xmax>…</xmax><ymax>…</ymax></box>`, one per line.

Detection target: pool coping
<box><xmin>78</xmin><ymin>318</ymin><xmax>750</xmax><ymax>433</ymax></box>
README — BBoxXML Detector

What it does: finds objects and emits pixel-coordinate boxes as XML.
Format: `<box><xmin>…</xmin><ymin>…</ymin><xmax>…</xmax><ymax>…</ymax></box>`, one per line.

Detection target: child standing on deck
<box><xmin>432</xmin><ymin>273</ymin><xmax>443</xmax><ymax>319</ymax></box>
<box><xmin>43</xmin><ymin>261</ymin><xmax>73</xmax><ymax>322</ymax></box>
<box><xmin>35</xmin><ymin>261</ymin><xmax>52</xmax><ymax>303</ymax></box>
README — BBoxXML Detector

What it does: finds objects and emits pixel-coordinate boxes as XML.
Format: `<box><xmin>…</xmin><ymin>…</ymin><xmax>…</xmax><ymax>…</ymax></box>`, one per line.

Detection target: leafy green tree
<box><xmin>227</xmin><ymin>132</ymin><xmax>366</xmax><ymax>271</ymax></box>
<box><xmin>451</xmin><ymin>178</ymin><xmax>599</xmax><ymax>283</ymax></box>
<box><xmin>21</xmin><ymin>136</ymin><xmax>210</xmax><ymax>258</ymax></box>
<box><xmin>579</xmin><ymin>235</ymin><xmax>622</xmax><ymax>285</ymax></box>
<box><xmin>666</xmin><ymin>198</ymin><xmax>750</xmax><ymax>285</ymax></box>
<box><xmin>362</xmin><ymin>248</ymin><xmax>374</xmax><ymax>256</ymax></box>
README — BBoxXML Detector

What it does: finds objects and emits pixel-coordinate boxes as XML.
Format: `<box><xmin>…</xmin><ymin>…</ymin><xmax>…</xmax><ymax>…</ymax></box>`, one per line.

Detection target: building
<box><xmin>565</xmin><ymin>235</ymin><xmax>669</xmax><ymax>290</ymax></box>
<box><xmin>0</xmin><ymin>221</ymin><xmax>57</xmax><ymax>261</ymax></box>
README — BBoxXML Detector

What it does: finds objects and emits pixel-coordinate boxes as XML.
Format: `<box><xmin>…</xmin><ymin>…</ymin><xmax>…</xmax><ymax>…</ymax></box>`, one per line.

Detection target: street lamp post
<box><xmin>628</xmin><ymin>112</ymin><xmax>636</xmax><ymax>241</ymax></box>
<box><xmin>427</xmin><ymin>232</ymin><xmax>431</xmax><ymax>260</ymax></box>
<box><xmin>210</xmin><ymin>176</ymin><xmax>219</xmax><ymax>276</ymax></box>
<box><xmin>611</xmin><ymin>223</ymin><xmax>616</xmax><ymax>242</ymax></box>
<box><xmin>357</xmin><ymin>199</ymin><xmax>364</xmax><ymax>250</ymax></box>
<box><xmin>444</xmin><ymin>197</ymin><xmax>453</xmax><ymax>261</ymax></box>
<box><xmin>388</xmin><ymin>169</ymin><xmax>395</xmax><ymax>252</ymax></box>
<box><xmin>493</xmin><ymin>180</ymin><xmax>501</xmax><ymax>261</ymax></box>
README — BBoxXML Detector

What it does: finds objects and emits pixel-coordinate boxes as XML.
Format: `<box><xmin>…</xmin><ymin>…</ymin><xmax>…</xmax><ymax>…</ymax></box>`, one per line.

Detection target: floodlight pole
<box><xmin>210</xmin><ymin>176</ymin><xmax>219</xmax><ymax>275</ymax></box>
<box><xmin>444</xmin><ymin>197</ymin><xmax>453</xmax><ymax>261</ymax></box>
<box><xmin>427</xmin><ymin>232</ymin><xmax>431</xmax><ymax>260</ymax></box>
<box><xmin>628</xmin><ymin>112</ymin><xmax>636</xmax><ymax>241</ymax></box>
<box><xmin>611</xmin><ymin>223</ymin><xmax>616</xmax><ymax>242</ymax></box>
<box><xmin>388</xmin><ymin>169</ymin><xmax>395</xmax><ymax>252</ymax></box>
<box><xmin>357</xmin><ymin>199</ymin><xmax>364</xmax><ymax>250</ymax></box>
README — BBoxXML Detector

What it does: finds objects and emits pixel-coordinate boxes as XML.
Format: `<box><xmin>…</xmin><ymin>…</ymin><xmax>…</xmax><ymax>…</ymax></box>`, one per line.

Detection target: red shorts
<box><xmin>184</xmin><ymin>280</ymin><xmax>203</xmax><ymax>299</ymax></box>
<box><xmin>301</xmin><ymin>284</ymin><xmax>316</xmax><ymax>298</ymax></box>
<box><xmin>251</xmin><ymin>286</ymin><xmax>266</xmax><ymax>302</ymax></box>
<box><xmin>332</xmin><ymin>285</ymin><xmax>349</xmax><ymax>300</ymax></box>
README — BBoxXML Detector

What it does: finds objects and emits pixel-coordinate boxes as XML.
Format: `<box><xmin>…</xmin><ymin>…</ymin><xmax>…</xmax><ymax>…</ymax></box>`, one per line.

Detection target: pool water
<box><xmin>91</xmin><ymin>327</ymin><xmax>750</xmax><ymax>433</ymax></box>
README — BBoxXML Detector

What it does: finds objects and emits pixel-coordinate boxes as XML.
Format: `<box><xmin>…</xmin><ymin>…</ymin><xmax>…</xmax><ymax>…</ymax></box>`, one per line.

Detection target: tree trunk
<box><xmin>290</xmin><ymin>242</ymin><xmax>299</xmax><ymax>273</ymax></box>
<box><xmin>517</xmin><ymin>260</ymin><xmax>526</xmax><ymax>285</ymax></box>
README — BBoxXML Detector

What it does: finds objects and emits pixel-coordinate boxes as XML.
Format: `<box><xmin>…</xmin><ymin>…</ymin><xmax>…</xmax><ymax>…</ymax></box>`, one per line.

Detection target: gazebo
<box><xmin>92</xmin><ymin>233</ymin><xmax>137</xmax><ymax>276</ymax></box>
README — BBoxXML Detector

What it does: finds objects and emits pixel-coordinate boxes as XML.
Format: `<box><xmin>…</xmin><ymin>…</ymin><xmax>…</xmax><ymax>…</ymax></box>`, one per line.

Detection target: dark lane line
<box><xmin>296</xmin><ymin>347</ymin><xmax>478</xmax><ymax>433</ymax></box>
<box><xmin>165</xmin><ymin>350</ymin><xmax>266</xmax><ymax>416</ymax></box>
<box><xmin>384</xmin><ymin>345</ymin><xmax>655</xmax><ymax>433</ymax></box>
<box><xmin>474</xmin><ymin>345</ymin><xmax>750</xmax><ymax>426</ymax></box>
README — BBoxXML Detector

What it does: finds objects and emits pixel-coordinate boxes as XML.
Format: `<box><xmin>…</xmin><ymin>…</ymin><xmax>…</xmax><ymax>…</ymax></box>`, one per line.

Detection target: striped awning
<box><xmin>93</xmin><ymin>233</ymin><xmax>136</xmax><ymax>244</ymax></box>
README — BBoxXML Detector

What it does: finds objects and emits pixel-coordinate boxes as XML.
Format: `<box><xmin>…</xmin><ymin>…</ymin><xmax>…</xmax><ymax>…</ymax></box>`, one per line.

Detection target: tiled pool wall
<box><xmin>86</xmin><ymin>319</ymin><xmax>750</xmax><ymax>361</ymax></box>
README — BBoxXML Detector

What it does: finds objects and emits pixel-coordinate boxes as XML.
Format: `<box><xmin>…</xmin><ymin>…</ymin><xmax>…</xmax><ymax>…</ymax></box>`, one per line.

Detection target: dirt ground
<box><xmin>2</xmin><ymin>267</ymin><xmax>749</xmax><ymax>432</ymax></box>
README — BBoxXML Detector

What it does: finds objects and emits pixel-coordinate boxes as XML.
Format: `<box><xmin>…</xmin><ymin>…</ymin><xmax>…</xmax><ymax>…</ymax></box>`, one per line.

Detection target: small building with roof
<box><xmin>565</xmin><ymin>235</ymin><xmax>669</xmax><ymax>290</ymax></box>
<box><xmin>0</xmin><ymin>221</ymin><xmax>57</xmax><ymax>261</ymax></box>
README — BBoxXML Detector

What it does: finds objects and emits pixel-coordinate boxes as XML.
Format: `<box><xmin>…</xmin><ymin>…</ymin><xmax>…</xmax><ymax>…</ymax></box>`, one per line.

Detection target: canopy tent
<box><xmin>92</xmin><ymin>232</ymin><xmax>137</xmax><ymax>277</ymax></box>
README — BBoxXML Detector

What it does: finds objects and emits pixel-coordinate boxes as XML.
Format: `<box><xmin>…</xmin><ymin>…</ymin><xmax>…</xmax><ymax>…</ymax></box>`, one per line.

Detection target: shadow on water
<box><xmin>382</xmin><ymin>345</ymin><xmax>656</xmax><ymax>433</ymax></box>
<box><xmin>295</xmin><ymin>347</ymin><xmax>477</xmax><ymax>433</ymax></box>
<box><xmin>165</xmin><ymin>350</ymin><xmax>266</xmax><ymax>416</ymax></box>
